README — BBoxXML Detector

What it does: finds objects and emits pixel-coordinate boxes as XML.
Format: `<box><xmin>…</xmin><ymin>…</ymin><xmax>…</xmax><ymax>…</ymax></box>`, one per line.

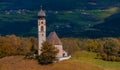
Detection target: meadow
<box><xmin>73</xmin><ymin>52</ymin><xmax>120</xmax><ymax>70</ymax></box>
<box><xmin>0</xmin><ymin>51</ymin><xmax>119</xmax><ymax>70</ymax></box>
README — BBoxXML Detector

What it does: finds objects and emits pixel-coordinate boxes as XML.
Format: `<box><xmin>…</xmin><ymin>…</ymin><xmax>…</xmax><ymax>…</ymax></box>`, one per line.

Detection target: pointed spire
<box><xmin>38</xmin><ymin>5</ymin><xmax>46</xmax><ymax>17</ymax></box>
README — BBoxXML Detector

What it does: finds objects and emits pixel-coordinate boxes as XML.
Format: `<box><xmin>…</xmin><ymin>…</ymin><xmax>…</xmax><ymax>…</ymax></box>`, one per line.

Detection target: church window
<box><xmin>42</xmin><ymin>34</ymin><xmax>44</xmax><ymax>36</ymax></box>
<box><xmin>41</xmin><ymin>26</ymin><xmax>44</xmax><ymax>31</ymax></box>
<box><xmin>63</xmin><ymin>53</ymin><xmax>65</xmax><ymax>57</ymax></box>
<box><xmin>41</xmin><ymin>21</ymin><xmax>44</xmax><ymax>24</ymax></box>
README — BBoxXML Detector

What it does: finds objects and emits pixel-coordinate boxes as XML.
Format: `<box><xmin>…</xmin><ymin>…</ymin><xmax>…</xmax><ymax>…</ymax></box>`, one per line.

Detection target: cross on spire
<box><xmin>40</xmin><ymin>5</ymin><xmax>43</xmax><ymax>10</ymax></box>
<box><xmin>38</xmin><ymin>5</ymin><xmax>46</xmax><ymax>17</ymax></box>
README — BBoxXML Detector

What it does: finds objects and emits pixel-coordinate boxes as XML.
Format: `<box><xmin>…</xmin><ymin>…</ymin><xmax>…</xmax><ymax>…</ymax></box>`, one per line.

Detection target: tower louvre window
<box><xmin>41</xmin><ymin>21</ymin><xmax>43</xmax><ymax>24</ymax></box>
<box><xmin>41</xmin><ymin>26</ymin><xmax>44</xmax><ymax>31</ymax></box>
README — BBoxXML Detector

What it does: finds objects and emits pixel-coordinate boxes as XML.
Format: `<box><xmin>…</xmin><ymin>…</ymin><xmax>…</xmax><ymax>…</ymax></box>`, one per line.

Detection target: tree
<box><xmin>103</xmin><ymin>38</ymin><xmax>120</xmax><ymax>56</ymax></box>
<box><xmin>100</xmin><ymin>38</ymin><xmax>120</xmax><ymax>61</ymax></box>
<box><xmin>0</xmin><ymin>35</ymin><xmax>37</xmax><ymax>57</ymax></box>
<box><xmin>38</xmin><ymin>42</ymin><xmax>58</xmax><ymax>65</ymax></box>
<box><xmin>0</xmin><ymin>35</ymin><xmax>21</xmax><ymax>56</ymax></box>
<box><xmin>61</xmin><ymin>38</ymin><xmax>80</xmax><ymax>55</ymax></box>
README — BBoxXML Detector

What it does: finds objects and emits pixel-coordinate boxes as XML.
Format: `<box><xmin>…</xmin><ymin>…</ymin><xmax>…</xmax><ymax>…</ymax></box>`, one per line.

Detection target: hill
<box><xmin>0</xmin><ymin>7</ymin><xmax>119</xmax><ymax>37</ymax></box>
<box><xmin>0</xmin><ymin>52</ymin><xmax>120</xmax><ymax>70</ymax></box>
<box><xmin>0</xmin><ymin>56</ymin><xmax>102</xmax><ymax>70</ymax></box>
<box><xmin>83</xmin><ymin>12</ymin><xmax>120</xmax><ymax>38</ymax></box>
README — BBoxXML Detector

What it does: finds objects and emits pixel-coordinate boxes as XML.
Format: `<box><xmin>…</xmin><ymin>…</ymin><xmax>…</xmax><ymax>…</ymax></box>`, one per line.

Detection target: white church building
<box><xmin>37</xmin><ymin>7</ymin><xmax>69</xmax><ymax>58</ymax></box>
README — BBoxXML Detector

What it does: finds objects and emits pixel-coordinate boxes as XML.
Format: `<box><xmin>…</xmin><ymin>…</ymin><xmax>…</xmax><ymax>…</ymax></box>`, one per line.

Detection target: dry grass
<box><xmin>0</xmin><ymin>56</ymin><xmax>103</xmax><ymax>70</ymax></box>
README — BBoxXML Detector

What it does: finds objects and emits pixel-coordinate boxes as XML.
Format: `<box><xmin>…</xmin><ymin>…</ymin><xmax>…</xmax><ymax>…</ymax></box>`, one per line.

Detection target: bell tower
<box><xmin>38</xmin><ymin>7</ymin><xmax>46</xmax><ymax>55</ymax></box>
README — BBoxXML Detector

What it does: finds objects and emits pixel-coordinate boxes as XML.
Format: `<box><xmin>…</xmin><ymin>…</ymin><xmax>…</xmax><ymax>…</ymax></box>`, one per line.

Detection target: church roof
<box><xmin>38</xmin><ymin>8</ymin><xmax>46</xmax><ymax>17</ymax></box>
<box><xmin>47</xmin><ymin>32</ymin><xmax>62</xmax><ymax>45</ymax></box>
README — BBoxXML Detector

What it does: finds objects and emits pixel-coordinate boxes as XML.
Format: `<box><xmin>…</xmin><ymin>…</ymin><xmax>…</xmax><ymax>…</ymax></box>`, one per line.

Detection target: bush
<box><xmin>100</xmin><ymin>52</ymin><xmax>107</xmax><ymax>60</ymax></box>
<box><xmin>116</xmin><ymin>57</ymin><xmax>120</xmax><ymax>62</ymax></box>
<box><xmin>37</xmin><ymin>42</ymin><xmax>58</xmax><ymax>65</ymax></box>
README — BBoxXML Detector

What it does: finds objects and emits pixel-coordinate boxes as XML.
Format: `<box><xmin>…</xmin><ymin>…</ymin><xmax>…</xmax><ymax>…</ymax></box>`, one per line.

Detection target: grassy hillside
<box><xmin>0</xmin><ymin>56</ymin><xmax>102</xmax><ymax>70</ymax></box>
<box><xmin>73</xmin><ymin>52</ymin><xmax>120</xmax><ymax>70</ymax></box>
<box><xmin>84</xmin><ymin>12</ymin><xmax>120</xmax><ymax>38</ymax></box>
<box><xmin>0</xmin><ymin>52</ymin><xmax>120</xmax><ymax>70</ymax></box>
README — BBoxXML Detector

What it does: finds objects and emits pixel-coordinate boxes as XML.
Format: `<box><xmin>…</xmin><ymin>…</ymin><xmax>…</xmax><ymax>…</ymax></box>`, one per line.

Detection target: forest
<box><xmin>0</xmin><ymin>35</ymin><xmax>120</xmax><ymax>61</ymax></box>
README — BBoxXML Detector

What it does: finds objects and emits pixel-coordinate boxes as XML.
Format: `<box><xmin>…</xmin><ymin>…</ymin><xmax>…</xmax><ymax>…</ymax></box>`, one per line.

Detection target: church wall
<box><xmin>38</xmin><ymin>16</ymin><xmax>46</xmax><ymax>55</ymax></box>
<box><xmin>63</xmin><ymin>51</ymin><xmax>68</xmax><ymax>57</ymax></box>
<box><xmin>55</xmin><ymin>45</ymin><xmax>63</xmax><ymax>58</ymax></box>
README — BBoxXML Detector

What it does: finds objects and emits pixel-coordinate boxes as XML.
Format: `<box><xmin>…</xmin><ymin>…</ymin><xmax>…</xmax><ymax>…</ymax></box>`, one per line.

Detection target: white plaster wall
<box><xmin>38</xmin><ymin>19</ymin><xmax>46</xmax><ymax>55</ymax></box>
<box><xmin>55</xmin><ymin>45</ymin><xmax>63</xmax><ymax>58</ymax></box>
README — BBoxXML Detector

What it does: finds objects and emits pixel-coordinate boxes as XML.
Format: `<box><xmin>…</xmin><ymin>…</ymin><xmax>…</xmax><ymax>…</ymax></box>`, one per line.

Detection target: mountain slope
<box><xmin>0</xmin><ymin>0</ymin><xmax>120</xmax><ymax>10</ymax></box>
<box><xmin>83</xmin><ymin>12</ymin><xmax>120</xmax><ymax>38</ymax></box>
<box><xmin>0</xmin><ymin>0</ymin><xmax>120</xmax><ymax>37</ymax></box>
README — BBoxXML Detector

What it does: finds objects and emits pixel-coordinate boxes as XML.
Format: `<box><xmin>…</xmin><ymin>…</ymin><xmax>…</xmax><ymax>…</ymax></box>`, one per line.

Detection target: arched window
<box><xmin>63</xmin><ymin>53</ymin><xmax>65</xmax><ymax>57</ymax></box>
<box><xmin>41</xmin><ymin>21</ymin><xmax>43</xmax><ymax>24</ymax></box>
<box><xmin>41</xmin><ymin>26</ymin><xmax>44</xmax><ymax>31</ymax></box>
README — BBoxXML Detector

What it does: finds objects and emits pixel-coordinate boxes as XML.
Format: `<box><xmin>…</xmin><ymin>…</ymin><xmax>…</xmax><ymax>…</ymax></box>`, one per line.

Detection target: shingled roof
<box><xmin>47</xmin><ymin>32</ymin><xmax>62</xmax><ymax>45</ymax></box>
<box><xmin>38</xmin><ymin>9</ymin><xmax>46</xmax><ymax>17</ymax></box>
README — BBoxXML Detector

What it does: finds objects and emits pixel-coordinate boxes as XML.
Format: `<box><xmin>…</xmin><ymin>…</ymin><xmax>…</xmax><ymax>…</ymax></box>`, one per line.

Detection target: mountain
<box><xmin>0</xmin><ymin>0</ymin><xmax>120</xmax><ymax>10</ymax></box>
<box><xmin>90</xmin><ymin>12</ymin><xmax>120</xmax><ymax>38</ymax></box>
<box><xmin>0</xmin><ymin>0</ymin><xmax>120</xmax><ymax>38</ymax></box>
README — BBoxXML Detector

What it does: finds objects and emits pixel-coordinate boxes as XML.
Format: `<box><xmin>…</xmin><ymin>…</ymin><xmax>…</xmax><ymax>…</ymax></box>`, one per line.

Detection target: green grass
<box><xmin>56</xmin><ymin>7</ymin><xmax>118</xmax><ymax>26</ymax></box>
<box><xmin>0</xmin><ymin>11</ymin><xmax>37</xmax><ymax>22</ymax></box>
<box><xmin>87</xmin><ymin>7</ymin><xmax>119</xmax><ymax>20</ymax></box>
<box><xmin>72</xmin><ymin>52</ymin><xmax>120</xmax><ymax>70</ymax></box>
<box><xmin>0</xmin><ymin>7</ymin><xmax>118</xmax><ymax>24</ymax></box>
<box><xmin>56</xmin><ymin>12</ymin><xmax>96</xmax><ymax>25</ymax></box>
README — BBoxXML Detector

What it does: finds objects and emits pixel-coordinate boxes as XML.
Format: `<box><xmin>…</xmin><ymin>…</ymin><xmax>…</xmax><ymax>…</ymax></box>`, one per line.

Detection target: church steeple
<box><xmin>38</xmin><ymin>6</ymin><xmax>46</xmax><ymax>18</ymax></box>
<box><xmin>37</xmin><ymin>6</ymin><xmax>68</xmax><ymax>58</ymax></box>
<box><xmin>38</xmin><ymin>6</ymin><xmax>46</xmax><ymax>55</ymax></box>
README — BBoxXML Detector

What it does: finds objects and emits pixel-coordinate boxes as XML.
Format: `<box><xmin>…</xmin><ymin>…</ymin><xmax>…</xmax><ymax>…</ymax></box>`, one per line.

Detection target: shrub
<box><xmin>100</xmin><ymin>52</ymin><xmax>107</xmax><ymax>60</ymax></box>
<box><xmin>37</xmin><ymin>42</ymin><xmax>58</xmax><ymax>65</ymax></box>
<box><xmin>100</xmin><ymin>38</ymin><xmax>120</xmax><ymax>61</ymax></box>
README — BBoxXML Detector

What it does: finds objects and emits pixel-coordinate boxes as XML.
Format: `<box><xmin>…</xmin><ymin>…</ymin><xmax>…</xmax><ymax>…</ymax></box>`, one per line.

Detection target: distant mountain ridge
<box><xmin>0</xmin><ymin>0</ymin><xmax>120</xmax><ymax>10</ymax></box>
<box><xmin>92</xmin><ymin>12</ymin><xmax>120</xmax><ymax>37</ymax></box>
<box><xmin>0</xmin><ymin>0</ymin><xmax>120</xmax><ymax>38</ymax></box>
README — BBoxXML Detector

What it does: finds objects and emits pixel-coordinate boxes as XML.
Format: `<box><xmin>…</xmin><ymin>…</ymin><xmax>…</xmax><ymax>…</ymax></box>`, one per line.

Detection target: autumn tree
<box><xmin>0</xmin><ymin>35</ymin><xmax>21</xmax><ymax>56</ymax></box>
<box><xmin>38</xmin><ymin>42</ymin><xmax>58</xmax><ymax>65</ymax></box>
<box><xmin>61</xmin><ymin>38</ymin><xmax>80</xmax><ymax>54</ymax></box>
<box><xmin>101</xmin><ymin>38</ymin><xmax>120</xmax><ymax>61</ymax></box>
<box><xmin>0</xmin><ymin>35</ymin><xmax>37</xmax><ymax>58</ymax></box>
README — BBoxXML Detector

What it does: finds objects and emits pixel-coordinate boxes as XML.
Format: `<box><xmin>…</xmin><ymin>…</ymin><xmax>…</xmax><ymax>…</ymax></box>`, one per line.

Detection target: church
<box><xmin>37</xmin><ymin>8</ymin><xmax>68</xmax><ymax>58</ymax></box>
